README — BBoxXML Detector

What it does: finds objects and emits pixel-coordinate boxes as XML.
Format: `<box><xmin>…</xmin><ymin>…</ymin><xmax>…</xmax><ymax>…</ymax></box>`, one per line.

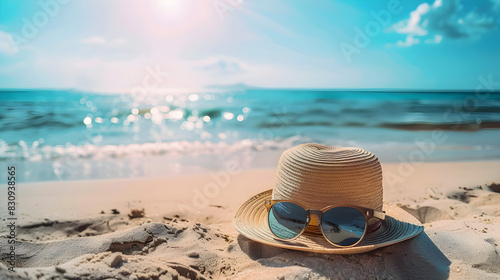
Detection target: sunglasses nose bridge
<box><xmin>306</xmin><ymin>209</ymin><xmax>323</xmax><ymax>225</ymax></box>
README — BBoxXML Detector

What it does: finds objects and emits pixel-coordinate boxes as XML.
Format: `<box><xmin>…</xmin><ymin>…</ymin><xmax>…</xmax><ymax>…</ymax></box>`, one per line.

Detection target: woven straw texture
<box><xmin>233</xmin><ymin>143</ymin><xmax>423</xmax><ymax>254</ymax></box>
<box><xmin>273</xmin><ymin>143</ymin><xmax>383</xmax><ymax>212</ymax></box>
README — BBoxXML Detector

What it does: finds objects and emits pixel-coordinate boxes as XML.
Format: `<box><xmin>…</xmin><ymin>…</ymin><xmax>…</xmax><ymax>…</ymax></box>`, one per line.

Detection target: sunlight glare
<box><xmin>157</xmin><ymin>0</ymin><xmax>182</xmax><ymax>11</ymax></box>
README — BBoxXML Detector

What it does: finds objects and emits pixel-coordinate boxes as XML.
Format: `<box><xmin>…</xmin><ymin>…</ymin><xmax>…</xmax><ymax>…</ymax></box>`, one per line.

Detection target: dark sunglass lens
<box><xmin>321</xmin><ymin>207</ymin><xmax>366</xmax><ymax>246</ymax></box>
<box><xmin>268</xmin><ymin>202</ymin><xmax>308</xmax><ymax>240</ymax></box>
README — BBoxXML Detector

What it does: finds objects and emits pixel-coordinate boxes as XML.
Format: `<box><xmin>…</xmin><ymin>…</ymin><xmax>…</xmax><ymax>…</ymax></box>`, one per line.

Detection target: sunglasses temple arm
<box><xmin>264</xmin><ymin>199</ymin><xmax>272</xmax><ymax>210</ymax></box>
<box><xmin>373</xmin><ymin>211</ymin><xmax>385</xmax><ymax>220</ymax></box>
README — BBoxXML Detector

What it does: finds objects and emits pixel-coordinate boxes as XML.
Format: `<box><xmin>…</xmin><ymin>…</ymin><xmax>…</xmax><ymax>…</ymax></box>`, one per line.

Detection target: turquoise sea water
<box><xmin>1</xmin><ymin>88</ymin><xmax>500</xmax><ymax>182</ymax></box>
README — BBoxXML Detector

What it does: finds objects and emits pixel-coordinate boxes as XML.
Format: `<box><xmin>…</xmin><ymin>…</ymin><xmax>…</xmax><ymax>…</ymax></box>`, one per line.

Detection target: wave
<box><xmin>0</xmin><ymin>136</ymin><xmax>308</xmax><ymax>162</ymax></box>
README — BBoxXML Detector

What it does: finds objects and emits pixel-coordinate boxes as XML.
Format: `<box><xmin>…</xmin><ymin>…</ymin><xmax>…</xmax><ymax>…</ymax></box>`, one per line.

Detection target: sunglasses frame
<box><xmin>265</xmin><ymin>199</ymin><xmax>386</xmax><ymax>248</ymax></box>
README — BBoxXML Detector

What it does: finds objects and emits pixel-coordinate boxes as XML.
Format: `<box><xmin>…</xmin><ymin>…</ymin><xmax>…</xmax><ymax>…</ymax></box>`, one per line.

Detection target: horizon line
<box><xmin>0</xmin><ymin>86</ymin><xmax>499</xmax><ymax>94</ymax></box>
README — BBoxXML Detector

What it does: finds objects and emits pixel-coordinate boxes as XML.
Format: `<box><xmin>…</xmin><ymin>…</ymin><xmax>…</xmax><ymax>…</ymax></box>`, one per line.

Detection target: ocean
<box><xmin>1</xmin><ymin>88</ymin><xmax>500</xmax><ymax>183</ymax></box>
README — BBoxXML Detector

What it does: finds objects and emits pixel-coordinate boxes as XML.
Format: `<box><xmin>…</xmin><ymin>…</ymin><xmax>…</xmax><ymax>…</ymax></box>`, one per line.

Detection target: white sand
<box><xmin>1</xmin><ymin>161</ymin><xmax>500</xmax><ymax>279</ymax></box>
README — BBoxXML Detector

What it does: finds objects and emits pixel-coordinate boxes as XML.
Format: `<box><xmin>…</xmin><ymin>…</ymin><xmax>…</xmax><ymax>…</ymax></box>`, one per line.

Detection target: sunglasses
<box><xmin>265</xmin><ymin>200</ymin><xmax>386</xmax><ymax>247</ymax></box>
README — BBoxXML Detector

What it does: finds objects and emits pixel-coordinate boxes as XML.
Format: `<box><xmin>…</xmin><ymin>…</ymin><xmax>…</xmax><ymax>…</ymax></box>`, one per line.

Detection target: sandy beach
<box><xmin>1</xmin><ymin>160</ymin><xmax>499</xmax><ymax>279</ymax></box>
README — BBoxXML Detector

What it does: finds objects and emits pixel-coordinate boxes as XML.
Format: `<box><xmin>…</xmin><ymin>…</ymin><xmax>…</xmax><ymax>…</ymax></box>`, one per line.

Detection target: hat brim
<box><xmin>233</xmin><ymin>189</ymin><xmax>424</xmax><ymax>254</ymax></box>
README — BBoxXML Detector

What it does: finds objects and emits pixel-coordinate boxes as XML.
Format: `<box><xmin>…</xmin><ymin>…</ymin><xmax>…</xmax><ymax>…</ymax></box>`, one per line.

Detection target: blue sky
<box><xmin>0</xmin><ymin>0</ymin><xmax>499</xmax><ymax>91</ymax></box>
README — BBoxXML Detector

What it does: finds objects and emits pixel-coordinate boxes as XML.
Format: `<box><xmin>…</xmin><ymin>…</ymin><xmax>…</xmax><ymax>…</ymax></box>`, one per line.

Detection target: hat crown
<box><xmin>272</xmin><ymin>143</ymin><xmax>383</xmax><ymax>211</ymax></box>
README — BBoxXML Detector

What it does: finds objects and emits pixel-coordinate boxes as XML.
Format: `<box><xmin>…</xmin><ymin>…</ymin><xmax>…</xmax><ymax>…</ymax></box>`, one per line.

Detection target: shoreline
<box><xmin>3</xmin><ymin>154</ymin><xmax>500</xmax><ymax>184</ymax></box>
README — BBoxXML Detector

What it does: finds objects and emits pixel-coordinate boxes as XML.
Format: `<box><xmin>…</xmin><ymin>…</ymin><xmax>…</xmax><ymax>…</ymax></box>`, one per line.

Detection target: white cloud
<box><xmin>433</xmin><ymin>0</ymin><xmax>443</xmax><ymax>8</ymax></box>
<box><xmin>393</xmin><ymin>3</ymin><xmax>430</xmax><ymax>36</ymax></box>
<box><xmin>397</xmin><ymin>35</ymin><xmax>421</xmax><ymax>47</ymax></box>
<box><xmin>390</xmin><ymin>0</ymin><xmax>500</xmax><ymax>47</ymax></box>
<box><xmin>425</xmin><ymin>34</ymin><xmax>443</xmax><ymax>43</ymax></box>
<box><xmin>0</xmin><ymin>30</ymin><xmax>19</xmax><ymax>55</ymax></box>
<box><xmin>463</xmin><ymin>11</ymin><xmax>496</xmax><ymax>29</ymax></box>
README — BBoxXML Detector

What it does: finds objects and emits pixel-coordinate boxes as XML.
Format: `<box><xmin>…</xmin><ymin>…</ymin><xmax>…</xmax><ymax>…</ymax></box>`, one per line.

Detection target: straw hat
<box><xmin>233</xmin><ymin>143</ymin><xmax>423</xmax><ymax>254</ymax></box>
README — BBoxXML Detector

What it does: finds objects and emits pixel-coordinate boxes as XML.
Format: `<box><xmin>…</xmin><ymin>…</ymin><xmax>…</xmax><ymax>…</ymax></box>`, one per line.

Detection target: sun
<box><xmin>157</xmin><ymin>0</ymin><xmax>183</xmax><ymax>11</ymax></box>
<box><xmin>134</xmin><ymin>0</ymin><xmax>211</xmax><ymax>39</ymax></box>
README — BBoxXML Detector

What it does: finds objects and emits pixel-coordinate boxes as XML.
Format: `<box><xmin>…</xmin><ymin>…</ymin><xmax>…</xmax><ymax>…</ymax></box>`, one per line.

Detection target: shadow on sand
<box><xmin>238</xmin><ymin>232</ymin><xmax>450</xmax><ymax>280</ymax></box>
